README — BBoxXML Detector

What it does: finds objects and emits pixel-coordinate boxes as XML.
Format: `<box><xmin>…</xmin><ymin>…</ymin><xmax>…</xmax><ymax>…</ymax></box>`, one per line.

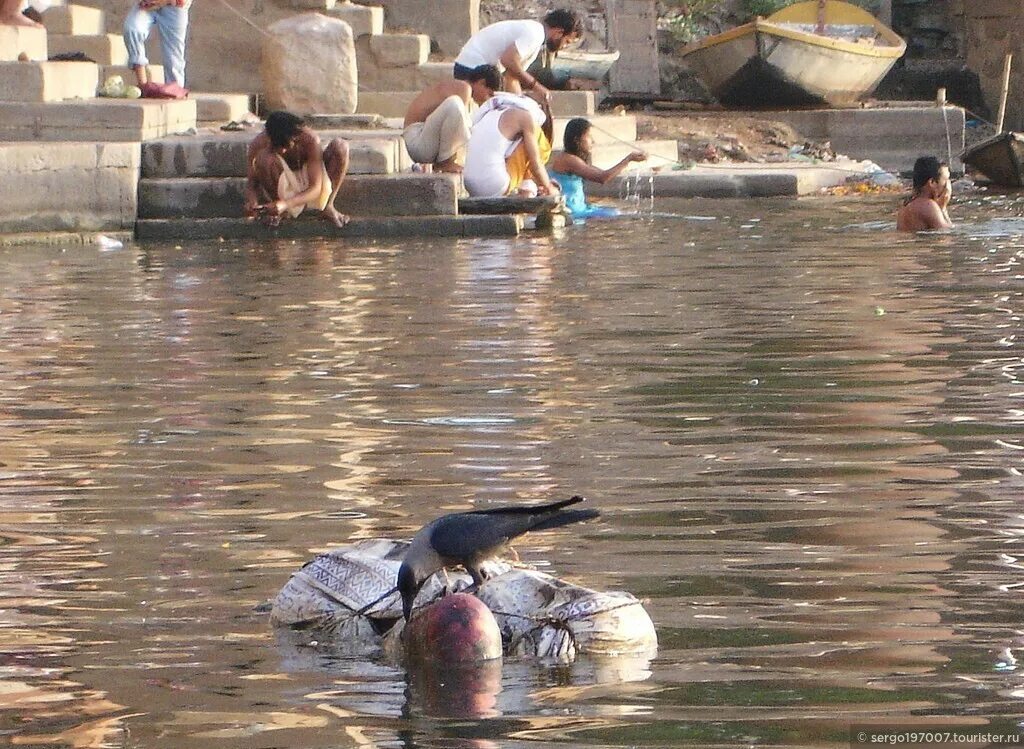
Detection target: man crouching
<box><xmin>244</xmin><ymin>111</ymin><xmax>350</xmax><ymax>228</ymax></box>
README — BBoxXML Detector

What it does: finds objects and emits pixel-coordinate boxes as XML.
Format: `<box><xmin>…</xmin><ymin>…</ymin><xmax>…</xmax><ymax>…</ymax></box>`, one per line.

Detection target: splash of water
<box><xmin>619</xmin><ymin>171</ymin><xmax>656</xmax><ymax>217</ymax></box>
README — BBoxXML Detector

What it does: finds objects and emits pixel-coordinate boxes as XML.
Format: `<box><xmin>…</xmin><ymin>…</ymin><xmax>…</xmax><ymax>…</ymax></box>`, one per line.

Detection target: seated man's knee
<box><xmin>324</xmin><ymin>138</ymin><xmax>350</xmax><ymax>165</ymax></box>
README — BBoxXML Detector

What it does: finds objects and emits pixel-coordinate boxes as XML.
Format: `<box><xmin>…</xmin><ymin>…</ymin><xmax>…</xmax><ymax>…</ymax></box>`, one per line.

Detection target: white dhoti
<box><xmin>276</xmin><ymin>155</ymin><xmax>332</xmax><ymax>218</ymax></box>
<box><xmin>403</xmin><ymin>95</ymin><xmax>471</xmax><ymax>166</ymax></box>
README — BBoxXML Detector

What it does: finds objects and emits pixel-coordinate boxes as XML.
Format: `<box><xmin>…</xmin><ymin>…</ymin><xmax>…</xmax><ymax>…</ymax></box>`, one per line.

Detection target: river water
<box><xmin>3</xmin><ymin>194</ymin><xmax>1024</xmax><ymax>748</ymax></box>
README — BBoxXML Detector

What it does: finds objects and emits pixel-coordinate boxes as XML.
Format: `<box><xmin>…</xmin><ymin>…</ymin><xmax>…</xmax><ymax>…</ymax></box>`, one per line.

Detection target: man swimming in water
<box><xmin>897</xmin><ymin>156</ymin><xmax>953</xmax><ymax>232</ymax></box>
<box><xmin>244</xmin><ymin>110</ymin><xmax>350</xmax><ymax>228</ymax></box>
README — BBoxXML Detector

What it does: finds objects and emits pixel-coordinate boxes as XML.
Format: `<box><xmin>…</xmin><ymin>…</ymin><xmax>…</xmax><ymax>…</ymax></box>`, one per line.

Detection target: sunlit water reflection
<box><xmin>3</xmin><ymin>194</ymin><xmax>1024</xmax><ymax>747</ymax></box>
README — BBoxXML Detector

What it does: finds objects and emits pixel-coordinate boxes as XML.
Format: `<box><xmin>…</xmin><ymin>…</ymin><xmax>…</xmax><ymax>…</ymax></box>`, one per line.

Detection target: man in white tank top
<box><xmin>463</xmin><ymin>94</ymin><xmax>559</xmax><ymax>198</ymax></box>
<box><xmin>453</xmin><ymin>9</ymin><xmax>583</xmax><ymax>101</ymax></box>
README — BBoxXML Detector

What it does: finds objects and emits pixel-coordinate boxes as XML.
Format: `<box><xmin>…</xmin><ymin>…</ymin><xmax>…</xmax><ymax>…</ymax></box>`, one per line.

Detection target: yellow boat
<box><xmin>680</xmin><ymin>0</ymin><xmax>906</xmax><ymax>107</ymax></box>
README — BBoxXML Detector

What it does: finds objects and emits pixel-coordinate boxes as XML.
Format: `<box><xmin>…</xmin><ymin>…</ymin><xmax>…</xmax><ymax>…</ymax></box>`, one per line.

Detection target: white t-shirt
<box><xmin>455</xmin><ymin>19</ymin><xmax>546</xmax><ymax>71</ymax></box>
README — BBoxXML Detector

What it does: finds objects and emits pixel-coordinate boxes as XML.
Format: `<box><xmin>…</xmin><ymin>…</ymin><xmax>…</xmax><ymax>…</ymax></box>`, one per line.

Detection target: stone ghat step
<box><xmin>552</xmin><ymin>113</ymin><xmax>637</xmax><ymax>147</ymax></box>
<box><xmin>43</xmin><ymin>3</ymin><xmax>105</xmax><ymax>35</ymax></box>
<box><xmin>135</xmin><ymin>215</ymin><xmax>520</xmax><ymax>240</ymax></box>
<box><xmin>357</xmin><ymin>90</ymin><xmax>597</xmax><ymax>119</ymax></box>
<box><xmin>0</xmin><ymin>98</ymin><xmax>196</xmax><ymax>141</ymax></box>
<box><xmin>586</xmin><ymin>162</ymin><xmax>879</xmax><ymax>199</ymax></box>
<box><xmin>138</xmin><ymin>174</ymin><xmax>460</xmax><ymax>219</ymax></box>
<box><xmin>1</xmin><ymin>25</ymin><xmax>47</xmax><ymax>61</ymax></box>
<box><xmin>48</xmin><ymin>33</ymin><xmax>128</xmax><ymax>65</ymax></box>
<box><xmin>142</xmin><ymin>129</ymin><xmax>408</xmax><ymax>177</ymax></box>
<box><xmin>188</xmin><ymin>92</ymin><xmax>254</xmax><ymax>124</ymax></box>
<box><xmin>0</xmin><ymin>60</ymin><xmax>98</xmax><ymax>103</ymax></box>
<box><xmin>326</xmin><ymin>2</ymin><xmax>382</xmax><ymax>37</ymax></box>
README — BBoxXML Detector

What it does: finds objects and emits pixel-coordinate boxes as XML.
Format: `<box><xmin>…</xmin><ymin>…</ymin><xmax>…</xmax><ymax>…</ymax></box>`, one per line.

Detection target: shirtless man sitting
<box><xmin>897</xmin><ymin>156</ymin><xmax>953</xmax><ymax>232</ymax></box>
<box><xmin>403</xmin><ymin>64</ymin><xmax>502</xmax><ymax>173</ymax></box>
<box><xmin>244</xmin><ymin>110</ymin><xmax>350</xmax><ymax>228</ymax></box>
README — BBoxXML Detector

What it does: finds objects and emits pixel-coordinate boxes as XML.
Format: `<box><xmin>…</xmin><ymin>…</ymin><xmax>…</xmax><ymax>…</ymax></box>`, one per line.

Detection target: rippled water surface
<box><xmin>4</xmin><ymin>195</ymin><xmax>1024</xmax><ymax>748</ymax></box>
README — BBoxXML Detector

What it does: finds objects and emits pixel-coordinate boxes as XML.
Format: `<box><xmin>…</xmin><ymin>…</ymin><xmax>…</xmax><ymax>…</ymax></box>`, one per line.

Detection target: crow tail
<box><xmin>530</xmin><ymin>508</ymin><xmax>600</xmax><ymax>532</ymax></box>
<box><xmin>473</xmin><ymin>494</ymin><xmax>587</xmax><ymax>516</ymax></box>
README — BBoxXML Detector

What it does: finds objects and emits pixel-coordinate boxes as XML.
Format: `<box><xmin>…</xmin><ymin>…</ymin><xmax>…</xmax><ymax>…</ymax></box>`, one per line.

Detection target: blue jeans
<box><xmin>123</xmin><ymin>4</ymin><xmax>189</xmax><ymax>85</ymax></box>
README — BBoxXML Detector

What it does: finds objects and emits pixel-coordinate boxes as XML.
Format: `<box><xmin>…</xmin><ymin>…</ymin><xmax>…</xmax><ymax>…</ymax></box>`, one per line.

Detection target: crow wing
<box><xmin>428</xmin><ymin>511</ymin><xmax>542</xmax><ymax>561</ymax></box>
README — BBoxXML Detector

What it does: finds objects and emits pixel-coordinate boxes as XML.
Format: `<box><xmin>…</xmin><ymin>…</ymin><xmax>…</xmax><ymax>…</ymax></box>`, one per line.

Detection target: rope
<box><xmin>210</xmin><ymin>0</ymin><xmax>271</xmax><ymax>37</ymax></box>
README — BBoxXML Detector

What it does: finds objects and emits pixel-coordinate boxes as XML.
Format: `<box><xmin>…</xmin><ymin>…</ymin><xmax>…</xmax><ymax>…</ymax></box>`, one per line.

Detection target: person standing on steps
<box><xmin>452</xmin><ymin>9</ymin><xmax>582</xmax><ymax>102</ymax></box>
<box><xmin>123</xmin><ymin>0</ymin><xmax>191</xmax><ymax>97</ymax></box>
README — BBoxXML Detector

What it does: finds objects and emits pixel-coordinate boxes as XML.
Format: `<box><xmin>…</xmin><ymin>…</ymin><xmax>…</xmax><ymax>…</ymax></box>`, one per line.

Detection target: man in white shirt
<box><xmin>453</xmin><ymin>9</ymin><xmax>582</xmax><ymax>101</ymax></box>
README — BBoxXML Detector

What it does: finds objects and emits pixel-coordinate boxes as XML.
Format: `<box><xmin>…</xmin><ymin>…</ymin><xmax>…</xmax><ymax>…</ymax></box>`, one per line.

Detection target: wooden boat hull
<box><xmin>551</xmin><ymin>49</ymin><xmax>620</xmax><ymax>81</ymax></box>
<box><xmin>680</xmin><ymin>0</ymin><xmax>906</xmax><ymax>107</ymax></box>
<box><xmin>962</xmin><ymin>132</ymin><xmax>1024</xmax><ymax>188</ymax></box>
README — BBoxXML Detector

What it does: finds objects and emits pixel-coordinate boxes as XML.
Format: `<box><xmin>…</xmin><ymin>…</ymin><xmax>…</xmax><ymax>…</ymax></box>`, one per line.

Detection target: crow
<box><xmin>396</xmin><ymin>495</ymin><xmax>599</xmax><ymax>620</ymax></box>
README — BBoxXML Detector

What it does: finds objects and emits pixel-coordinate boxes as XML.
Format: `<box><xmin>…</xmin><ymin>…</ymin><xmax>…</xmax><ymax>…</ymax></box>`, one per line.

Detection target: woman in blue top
<box><xmin>548</xmin><ymin>118</ymin><xmax>647</xmax><ymax>219</ymax></box>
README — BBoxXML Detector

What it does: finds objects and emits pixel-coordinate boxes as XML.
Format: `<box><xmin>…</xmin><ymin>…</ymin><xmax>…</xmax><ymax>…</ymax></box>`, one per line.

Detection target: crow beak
<box><xmin>402</xmin><ymin>593</ymin><xmax>413</xmax><ymax>621</ymax></box>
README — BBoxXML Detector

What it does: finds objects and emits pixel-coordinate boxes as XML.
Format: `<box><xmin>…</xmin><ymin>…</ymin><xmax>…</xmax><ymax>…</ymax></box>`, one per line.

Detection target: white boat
<box><xmin>680</xmin><ymin>0</ymin><xmax>906</xmax><ymax>107</ymax></box>
<box><xmin>551</xmin><ymin>48</ymin><xmax>621</xmax><ymax>81</ymax></box>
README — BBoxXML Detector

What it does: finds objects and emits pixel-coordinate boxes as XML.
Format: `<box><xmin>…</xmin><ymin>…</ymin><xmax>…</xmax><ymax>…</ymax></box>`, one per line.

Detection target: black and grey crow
<box><xmin>396</xmin><ymin>495</ymin><xmax>599</xmax><ymax>620</ymax></box>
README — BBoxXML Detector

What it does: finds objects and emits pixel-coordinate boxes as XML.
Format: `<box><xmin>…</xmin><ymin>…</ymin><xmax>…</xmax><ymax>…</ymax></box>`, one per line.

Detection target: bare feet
<box><xmin>435</xmin><ymin>163</ymin><xmax>463</xmax><ymax>174</ymax></box>
<box><xmin>322</xmin><ymin>205</ymin><xmax>349</xmax><ymax>228</ymax></box>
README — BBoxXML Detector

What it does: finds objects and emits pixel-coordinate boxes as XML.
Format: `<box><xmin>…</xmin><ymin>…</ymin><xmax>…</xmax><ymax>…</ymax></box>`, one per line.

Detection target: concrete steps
<box><xmin>326</xmin><ymin>1</ymin><xmax>383</xmax><ymax>37</ymax></box>
<box><xmin>189</xmin><ymin>92</ymin><xmax>254</xmax><ymax>125</ymax></box>
<box><xmin>141</xmin><ymin>130</ymin><xmax>409</xmax><ymax>178</ymax></box>
<box><xmin>138</xmin><ymin>174</ymin><xmax>461</xmax><ymax>218</ymax></box>
<box><xmin>357</xmin><ymin>90</ymin><xmax>598</xmax><ymax>119</ymax></box>
<box><xmin>0</xmin><ymin>98</ymin><xmax>197</xmax><ymax>141</ymax></box>
<box><xmin>43</xmin><ymin>4</ymin><xmax>104</xmax><ymax>35</ymax></box>
<box><xmin>553</xmin><ymin>113</ymin><xmax>637</xmax><ymax>146</ymax></box>
<box><xmin>1</xmin><ymin>25</ymin><xmax>47</xmax><ymax>61</ymax></box>
<box><xmin>134</xmin><ymin>215</ymin><xmax>520</xmax><ymax>240</ymax></box>
<box><xmin>48</xmin><ymin>33</ymin><xmax>128</xmax><ymax>65</ymax></box>
<box><xmin>133</xmin><ymin>129</ymin><xmax>524</xmax><ymax>240</ymax></box>
<box><xmin>0</xmin><ymin>60</ymin><xmax>98</xmax><ymax>102</ymax></box>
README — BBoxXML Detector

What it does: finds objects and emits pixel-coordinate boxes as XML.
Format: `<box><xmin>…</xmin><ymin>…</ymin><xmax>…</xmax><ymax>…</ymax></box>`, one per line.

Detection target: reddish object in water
<box><xmin>404</xmin><ymin>593</ymin><xmax>502</xmax><ymax>663</ymax></box>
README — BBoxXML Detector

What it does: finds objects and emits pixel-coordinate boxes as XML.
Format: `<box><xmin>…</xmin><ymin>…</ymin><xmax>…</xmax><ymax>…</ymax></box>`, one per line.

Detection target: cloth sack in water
<box><xmin>270</xmin><ymin>539</ymin><xmax>657</xmax><ymax>661</ymax></box>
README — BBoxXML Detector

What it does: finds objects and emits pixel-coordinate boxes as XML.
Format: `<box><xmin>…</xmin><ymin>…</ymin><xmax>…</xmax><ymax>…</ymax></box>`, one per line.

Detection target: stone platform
<box><xmin>135</xmin><ymin>215</ymin><xmax>520</xmax><ymax>240</ymax></box>
<box><xmin>689</xmin><ymin>103</ymin><xmax>966</xmax><ymax>173</ymax></box>
<box><xmin>589</xmin><ymin>160</ymin><xmax>887</xmax><ymax>199</ymax></box>
<box><xmin>0</xmin><ymin>141</ymin><xmax>139</xmax><ymax>235</ymax></box>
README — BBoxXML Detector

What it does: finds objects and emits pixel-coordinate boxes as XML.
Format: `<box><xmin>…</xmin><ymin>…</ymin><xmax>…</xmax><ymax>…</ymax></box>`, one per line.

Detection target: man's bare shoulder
<box><xmin>249</xmin><ymin>131</ymin><xmax>270</xmax><ymax>149</ymax></box>
<box><xmin>897</xmin><ymin>196</ymin><xmax>948</xmax><ymax>232</ymax></box>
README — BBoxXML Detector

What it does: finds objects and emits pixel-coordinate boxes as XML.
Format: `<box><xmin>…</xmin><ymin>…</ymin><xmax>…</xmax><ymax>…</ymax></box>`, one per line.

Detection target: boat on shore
<box><xmin>962</xmin><ymin>131</ymin><xmax>1024</xmax><ymax>188</ymax></box>
<box><xmin>679</xmin><ymin>0</ymin><xmax>906</xmax><ymax>108</ymax></box>
<box><xmin>530</xmin><ymin>48</ymin><xmax>621</xmax><ymax>87</ymax></box>
<box><xmin>552</xmin><ymin>48</ymin><xmax>620</xmax><ymax>81</ymax></box>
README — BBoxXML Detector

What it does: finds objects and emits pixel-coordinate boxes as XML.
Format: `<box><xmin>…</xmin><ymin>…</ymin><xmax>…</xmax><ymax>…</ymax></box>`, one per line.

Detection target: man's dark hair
<box><xmin>467</xmin><ymin>64</ymin><xmax>503</xmax><ymax>92</ymax></box>
<box><xmin>265</xmin><ymin>110</ymin><xmax>305</xmax><ymax>149</ymax></box>
<box><xmin>543</xmin><ymin>8</ymin><xmax>583</xmax><ymax>36</ymax></box>
<box><xmin>912</xmin><ymin>156</ymin><xmax>945</xmax><ymax>190</ymax></box>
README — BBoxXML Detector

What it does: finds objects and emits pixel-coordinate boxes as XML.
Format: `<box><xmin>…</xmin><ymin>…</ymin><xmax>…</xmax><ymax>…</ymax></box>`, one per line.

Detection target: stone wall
<box><xmin>0</xmin><ymin>142</ymin><xmax>140</xmax><ymax>234</ymax></box>
<box><xmin>947</xmin><ymin>0</ymin><xmax>1023</xmax><ymax>130</ymax></box>
<box><xmin>79</xmin><ymin>0</ymin><xmax>477</xmax><ymax>94</ymax></box>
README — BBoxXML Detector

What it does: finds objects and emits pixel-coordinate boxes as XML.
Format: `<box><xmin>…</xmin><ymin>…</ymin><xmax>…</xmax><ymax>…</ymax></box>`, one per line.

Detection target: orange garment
<box><xmin>505</xmin><ymin>130</ymin><xmax>551</xmax><ymax>194</ymax></box>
